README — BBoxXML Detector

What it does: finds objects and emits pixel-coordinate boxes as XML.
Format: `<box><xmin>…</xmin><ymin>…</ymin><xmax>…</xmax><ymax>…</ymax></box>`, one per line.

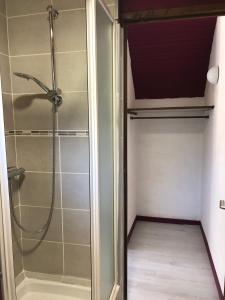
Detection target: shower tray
<box><xmin>16</xmin><ymin>277</ymin><xmax>91</xmax><ymax>300</ymax></box>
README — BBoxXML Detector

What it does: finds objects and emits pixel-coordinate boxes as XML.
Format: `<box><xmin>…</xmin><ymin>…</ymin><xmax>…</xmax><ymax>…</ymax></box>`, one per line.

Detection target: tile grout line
<box><xmin>23</xmin><ymin>171</ymin><xmax>89</xmax><ymax>175</ymax></box>
<box><xmin>5</xmin><ymin>129</ymin><xmax>89</xmax><ymax>133</ymax></box>
<box><xmin>58</xmin><ymin>121</ymin><xmax>65</xmax><ymax>276</ymax></box>
<box><xmin>10</xmin><ymin>50</ymin><xmax>87</xmax><ymax>58</ymax></box>
<box><xmin>7</xmin><ymin>7</ymin><xmax>86</xmax><ymax>19</ymax></box>
<box><xmin>62</xmin><ymin>208</ymin><xmax>90</xmax><ymax>212</ymax></box>
<box><xmin>20</xmin><ymin>205</ymin><xmax>90</xmax><ymax>212</ymax></box>
<box><xmin>56</xmin><ymin>8</ymin><xmax>86</xmax><ymax>13</ymax></box>
<box><xmin>6</xmin><ymin>7</ymin><xmax>25</xmax><ymax>271</ymax></box>
<box><xmin>22</xmin><ymin>237</ymin><xmax>90</xmax><ymax>247</ymax></box>
<box><xmin>6</xmin><ymin>135</ymin><xmax>89</xmax><ymax>139</ymax></box>
<box><xmin>0</xmin><ymin>51</ymin><xmax>9</xmax><ymax>57</ymax></box>
<box><xmin>55</xmin><ymin>110</ymin><xmax>64</xmax><ymax>279</ymax></box>
<box><xmin>13</xmin><ymin>91</ymin><xmax>88</xmax><ymax>95</ymax></box>
<box><xmin>8</xmin><ymin>135</ymin><xmax>89</xmax><ymax>138</ymax></box>
<box><xmin>5</xmin><ymin>129</ymin><xmax>89</xmax><ymax>131</ymax></box>
<box><xmin>4</xmin><ymin>130</ymin><xmax>89</xmax><ymax>138</ymax></box>
<box><xmin>8</xmin><ymin>11</ymin><xmax>48</xmax><ymax>19</ymax></box>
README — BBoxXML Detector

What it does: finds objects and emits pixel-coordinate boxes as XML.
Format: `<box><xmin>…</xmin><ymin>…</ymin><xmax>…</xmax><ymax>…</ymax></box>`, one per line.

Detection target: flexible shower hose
<box><xmin>9</xmin><ymin>105</ymin><xmax>57</xmax><ymax>236</ymax></box>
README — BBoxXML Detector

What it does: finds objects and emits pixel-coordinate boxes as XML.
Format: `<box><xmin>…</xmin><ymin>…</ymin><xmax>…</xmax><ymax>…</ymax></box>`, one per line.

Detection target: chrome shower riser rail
<box><xmin>9</xmin><ymin>6</ymin><xmax>61</xmax><ymax>252</ymax></box>
<box><xmin>47</xmin><ymin>5</ymin><xmax>58</xmax><ymax>92</ymax></box>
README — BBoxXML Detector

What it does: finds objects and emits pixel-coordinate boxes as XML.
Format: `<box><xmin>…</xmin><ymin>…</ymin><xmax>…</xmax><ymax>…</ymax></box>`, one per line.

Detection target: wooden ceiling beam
<box><xmin>122</xmin><ymin>3</ymin><xmax>225</xmax><ymax>24</ymax></box>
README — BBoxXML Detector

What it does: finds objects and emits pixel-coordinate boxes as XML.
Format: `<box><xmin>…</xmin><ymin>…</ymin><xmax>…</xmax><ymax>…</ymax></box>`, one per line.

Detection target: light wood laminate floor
<box><xmin>128</xmin><ymin>222</ymin><xmax>219</xmax><ymax>300</ymax></box>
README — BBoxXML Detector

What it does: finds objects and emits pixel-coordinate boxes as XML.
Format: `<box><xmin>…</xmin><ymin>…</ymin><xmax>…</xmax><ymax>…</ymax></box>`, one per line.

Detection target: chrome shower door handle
<box><xmin>219</xmin><ymin>200</ymin><xmax>225</xmax><ymax>210</ymax></box>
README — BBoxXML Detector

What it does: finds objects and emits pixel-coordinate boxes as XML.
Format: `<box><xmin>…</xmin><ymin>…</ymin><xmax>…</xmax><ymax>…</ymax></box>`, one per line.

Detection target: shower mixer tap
<box><xmin>7</xmin><ymin>166</ymin><xmax>25</xmax><ymax>179</ymax></box>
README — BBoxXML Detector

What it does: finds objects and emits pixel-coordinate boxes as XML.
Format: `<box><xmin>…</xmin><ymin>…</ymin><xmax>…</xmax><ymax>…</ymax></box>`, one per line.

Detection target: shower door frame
<box><xmin>0</xmin><ymin>78</ymin><xmax>17</xmax><ymax>300</ymax></box>
<box><xmin>86</xmin><ymin>0</ymin><xmax>121</xmax><ymax>299</ymax></box>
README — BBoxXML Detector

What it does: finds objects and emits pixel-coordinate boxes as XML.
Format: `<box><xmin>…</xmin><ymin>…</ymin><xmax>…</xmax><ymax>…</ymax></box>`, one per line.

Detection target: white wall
<box><xmin>127</xmin><ymin>45</ymin><xmax>137</xmax><ymax>233</ymax></box>
<box><xmin>202</xmin><ymin>17</ymin><xmax>225</xmax><ymax>292</ymax></box>
<box><xmin>133</xmin><ymin>118</ymin><xmax>204</xmax><ymax>220</ymax></box>
<box><xmin>128</xmin><ymin>97</ymin><xmax>206</xmax><ymax>109</ymax></box>
<box><xmin>127</xmin><ymin>44</ymin><xmax>206</xmax><ymax>230</ymax></box>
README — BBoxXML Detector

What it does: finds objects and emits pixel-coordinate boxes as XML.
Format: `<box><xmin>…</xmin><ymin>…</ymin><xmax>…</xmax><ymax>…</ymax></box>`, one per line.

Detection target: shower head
<box><xmin>14</xmin><ymin>72</ymin><xmax>51</xmax><ymax>93</ymax></box>
<box><xmin>14</xmin><ymin>72</ymin><xmax>32</xmax><ymax>80</ymax></box>
<box><xmin>13</xmin><ymin>72</ymin><xmax>63</xmax><ymax>109</ymax></box>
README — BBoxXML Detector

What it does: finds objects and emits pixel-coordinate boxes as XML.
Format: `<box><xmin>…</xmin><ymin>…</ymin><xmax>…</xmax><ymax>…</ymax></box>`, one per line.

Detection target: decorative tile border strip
<box><xmin>5</xmin><ymin>130</ymin><xmax>89</xmax><ymax>137</ymax></box>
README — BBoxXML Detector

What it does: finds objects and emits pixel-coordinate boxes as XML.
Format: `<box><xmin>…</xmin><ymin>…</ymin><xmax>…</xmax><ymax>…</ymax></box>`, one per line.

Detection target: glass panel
<box><xmin>96</xmin><ymin>2</ymin><xmax>115</xmax><ymax>299</ymax></box>
<box><xmin>0</xmin><ymin>2</ymin><xmax>91</xmax><ymax>299</ymax></box>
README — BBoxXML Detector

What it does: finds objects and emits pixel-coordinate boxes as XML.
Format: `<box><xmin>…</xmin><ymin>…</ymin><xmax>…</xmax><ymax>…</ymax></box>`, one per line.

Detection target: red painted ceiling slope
<box><xmin>122</xmin><ymin>0</ymin><xmax>225</xmax><ymax>13</ymax></box>
<box><xmin>123</xmin><ymin>0</ymin><xmax>218</xmax><ymax>99</ymax></box>
<box><xmin>128</xmin><ymin>17</ymin><xmax>216</xmax><ymax>99</ymax></box>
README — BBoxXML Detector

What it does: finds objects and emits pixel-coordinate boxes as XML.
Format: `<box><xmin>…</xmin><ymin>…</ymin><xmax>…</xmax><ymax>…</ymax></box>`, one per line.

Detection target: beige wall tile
<box><xmin>0</xmin><ymin>15</ymin><xmax>8</xmax><ymax>55</ymax></box>
<box><xmin>11</xmin><ymin>206</ymin><xmax>21</xmax><ymax>243</ymax></box>
<box><xmin>12</xmin><ymin>241</ymin><xmax>23</xmax><ymax>277</ymax></box>
<box><xmin>60</xmin><ymin>137</ymin><xmax>89</xmax><ymax>173</ymax></box>
<box><xmin>2</xmin><ymin>93</ymin><xmax>14</xmax><ymax>130</ymax></box>
<box><xmin>0</xmin><ymin>54</ymin><xmax>11</xmax><ymax>93</ymax></box>
<box><xmin>20</xmin><ymin>172</ymin><xmax>61</xmax><ymax>208</ymax></box>
<box><xmin>63</xmin><ymin>209</ymin><xmax>90</xmax><ymax>245</ymax></box>
<box><xmin>9</xmin><ymin>178</ymin><xmax>20</xmax><ymax>207</ymax></box>
<box><xmin>0</xmin><ymin>0</ymin><xmax>6</xmax><ymax>15</ymax></box>
<box><xmin>8</xmin><ymin>14</ymin><xmax>49</xmax><ymax>56</ymax></box>
<box><xmin>11</xmin><ymin>55</ymin><xmax>51</xmax><ymax>94</ymax></box>
<box><xmin>64</xmin><ymin>244</ymin><xmax>91</xmax><ymax>279</ymax></box>
<box><xmin>62</xmin><ymin>173</ymin><xmax>89</xmax><ymax>210</ymax></box>
<box><xmin>58</xmin><ymin>92</ymin><xmax>88</xmax><ymax>130</ymax></box>
<box><xmin>16</xmin><ymin>136</ymin><xmax>59</xmax><ymax>172</ymax></box>
<box><xmin>6</xmin><ymin>0</ymin><xmax>51</xmax><ymax>17</ymax></box>
<box><xmin>55</xmin><ymin>10</ymin><xmax>86</xmax><ymax>52</ymax></box>
<box><xmin>52</xmin><ymin>0</ymin><xmax>85</xmax><ymax>10</ymax></box>
<box><xmin>21</xmin><ymin>207</ymin><xmax>62</xmax><ymax>242</ymax></box>
<box><xmin>13</xmin><ymin>94</ymin><xmax>53</xmax><ymax>130</ymax></box>
<box><xmin>5</xmin><ymin>136</ymin><xmax>16</xmax><ymax>166</ymax></box>
<box><xmin>56</xmin><ymin>52</ymin><xmax>87</xmax><ymax>92</ymax></box>
<box><xmin>23</xmin><ymin>239</ymin><xmax>63</xmax><ymax>275</ymax></box>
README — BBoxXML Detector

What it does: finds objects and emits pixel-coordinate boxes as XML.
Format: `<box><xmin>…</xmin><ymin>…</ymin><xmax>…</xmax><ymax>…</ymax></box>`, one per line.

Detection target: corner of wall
<box><xmin>201</xmin><ymin>16</ymin><xmax>225</xmax><ymax>293</ymax></box>
<box><xmin>127</xmin><ymin>42</ymin><xmax>137</xmax><ymax>234</ymax></box>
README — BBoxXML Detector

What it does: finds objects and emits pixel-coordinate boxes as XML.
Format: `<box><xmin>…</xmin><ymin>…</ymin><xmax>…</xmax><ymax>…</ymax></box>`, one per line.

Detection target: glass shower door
<box><xmin>96</xmin><ymin>2</ymin><xmax>114</xmax><ymax>299</ymax></box>
<box><xmin>87</xmin><ymin>0</ymin><xmax>116</xmax><ymax>299</ymax></box>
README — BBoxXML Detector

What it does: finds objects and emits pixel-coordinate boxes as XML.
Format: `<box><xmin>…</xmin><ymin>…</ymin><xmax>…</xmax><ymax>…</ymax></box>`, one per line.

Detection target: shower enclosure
<box><xmin>0</xmin><ymin>0</ymin><xmax>122</xmax><ymax>299</ymax></box>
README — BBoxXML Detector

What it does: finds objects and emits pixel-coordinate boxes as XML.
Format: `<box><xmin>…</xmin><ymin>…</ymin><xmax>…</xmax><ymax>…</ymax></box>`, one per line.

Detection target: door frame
<box><xmin>86</xmin><ymin>0</ymin><xmax>121</xmax><ymax>299</ymax></box>
<box><xmin>122</xmin><ymin>27</ymin><xmax>128</xmax><ymax>300</ymax></box>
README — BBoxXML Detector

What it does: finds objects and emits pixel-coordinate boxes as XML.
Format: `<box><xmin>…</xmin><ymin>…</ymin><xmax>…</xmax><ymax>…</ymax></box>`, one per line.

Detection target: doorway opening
<box><xmin>121</xmin><ymin>2</ymin><xmax>225</xmax><ymax>300</ymax></box>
